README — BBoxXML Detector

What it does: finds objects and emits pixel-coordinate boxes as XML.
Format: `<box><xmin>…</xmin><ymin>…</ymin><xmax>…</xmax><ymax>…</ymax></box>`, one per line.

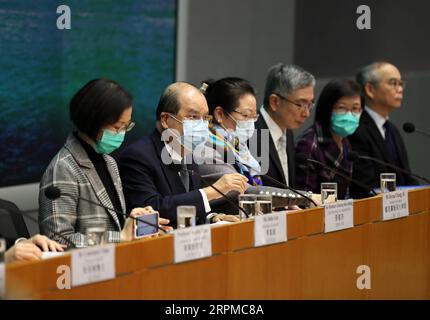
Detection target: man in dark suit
<box><xmin>253</xmin><ymin>63</ymin><xmax>315</xmax><ymax>188</ymax></box>
<box><xmin>349</xmin><ymin>61</ymin><xmax>418</xmax><ymax>198</ymax></box>
<box><xmin>116</xmin><ymin>82</ymin><xmax>248</xmax><ymax>226</ymax></box>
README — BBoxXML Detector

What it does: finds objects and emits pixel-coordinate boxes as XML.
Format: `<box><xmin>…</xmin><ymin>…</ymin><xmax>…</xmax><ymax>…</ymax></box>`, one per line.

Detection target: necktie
<box><xmin>278</xmin><ymin>134</ymin><xmax>289</xmax><ymax>186</ymax></box>
<box><xmin>383</xmin><ymin>121</ymin><xmax>405</xmax><ymax>185</ymax></box>
<box><xmin>179</xmin><ymin>161</ymin><xmax>190</xmax><ymax>192</ymax></box>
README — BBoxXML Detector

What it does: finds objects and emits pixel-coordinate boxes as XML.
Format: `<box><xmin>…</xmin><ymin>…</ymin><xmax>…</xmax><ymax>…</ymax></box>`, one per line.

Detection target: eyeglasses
<box><xmin>386</xmin><ymin>79</ymin><xmax>406</xmax><ymax>90</ymax></box>
<box><xmin>231</xmin><ymin>110</ymin><xmax>260</xmax><ymax>122</ymax></box>
<box><xmin>111</xmin><ymin>121</ymin><xmax>135</xmax><ymax>133</ymax></box>
<box><xmin>333</xmin><ymin>106</ymin><xmax>362</xmax><ymax>116</ymax></box>
<box><xmin>275</xmin><ymin>93</ymin><xmax>315</xmax><ymax>112</ymax></box>
<box><xmin>168</xmin><ymin>113</ymin><xmax>212</xmax><ymax>123</ymax></box>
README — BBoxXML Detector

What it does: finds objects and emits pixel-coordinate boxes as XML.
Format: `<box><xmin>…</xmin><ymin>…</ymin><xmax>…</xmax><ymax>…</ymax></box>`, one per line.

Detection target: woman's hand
<box><xmin>29</xmin><ymin>234</ymin><xmax>67</xmax><ymax>252</ymax></box>
<box><xmin>120</xmin><ymin>206</ymin><xmax>156</xmax><ymax>242</ymax></box>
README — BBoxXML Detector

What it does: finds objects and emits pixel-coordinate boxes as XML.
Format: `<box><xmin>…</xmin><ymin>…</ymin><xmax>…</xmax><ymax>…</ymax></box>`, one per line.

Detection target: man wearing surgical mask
<box><xmin>295</xmin><ymin>79</ymin><xmax>363</xmax><ymax>199</ymax></box>
<box><xmin>116</xmin><ymin>82</ymin><xmax>248</xmax><ymax>227</ymax></box>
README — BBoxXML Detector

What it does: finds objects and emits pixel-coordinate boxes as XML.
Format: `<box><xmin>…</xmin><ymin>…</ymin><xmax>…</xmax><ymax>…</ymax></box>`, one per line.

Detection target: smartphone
<box><xmin>134</xmin><ymin>212</ymin><xmax>159</xmax><ymax>239</ymax></box>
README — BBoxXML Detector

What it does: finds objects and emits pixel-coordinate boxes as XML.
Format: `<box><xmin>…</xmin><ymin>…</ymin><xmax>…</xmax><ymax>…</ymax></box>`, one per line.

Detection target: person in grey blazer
<box><xmin>39</xmin><ymin>79</ymin><xmax>171</xmax><ymax>248</ymax></box>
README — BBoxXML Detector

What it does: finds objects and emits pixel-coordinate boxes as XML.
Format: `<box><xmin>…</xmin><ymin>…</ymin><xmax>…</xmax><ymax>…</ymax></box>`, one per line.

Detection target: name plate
<box><xmin>71</xmin><ymin>244</ymin><xmax>115</xmax><ymax>287</ymax></box>
<box><xmin>174</xmin><ymin>225</ymin><xmax>212</xmax><ymax>263</ymax></box>
<box><xmin>382</xmin><ymin>190</ymin><xmax>409</xmax><ymax>221</ymax></box>
<box><xmin>324</xmin><ymin>199</ymin><xmax>354</xmax><ymax>233</ymax></box>
<box><xmin>254</xmin><ymin>212</ymin><xmax>287</xmax><ymax>247</ymax></box>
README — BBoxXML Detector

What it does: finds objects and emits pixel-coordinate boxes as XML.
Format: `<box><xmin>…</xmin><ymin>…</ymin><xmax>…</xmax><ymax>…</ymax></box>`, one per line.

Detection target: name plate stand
<box><xmin>174</xmin><ymin>224</ymin><xmax>212</xmax><ymax>263</ymax></box>
<box><xmin>382</xmin><ymin>190</ymin><xmax>409</xmax><ymax>221</ymax></box>
<box><xmin>71</xmin><ymin>244</ymin><xmax>116</xmax><ymax>287</ymax></box>
<box><xmin>254</xmin><ymin>212</ymin><xmax>287</xmax><ymax>247</ymax></box>
<box><xmin>324</xmin><ymin>199</ymin><xmax>354</xmax><ymax>233</ymax></box>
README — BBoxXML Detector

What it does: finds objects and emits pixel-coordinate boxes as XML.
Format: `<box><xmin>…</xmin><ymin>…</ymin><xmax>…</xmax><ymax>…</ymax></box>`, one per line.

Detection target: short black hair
<box><xmin>314</xmin><ymin>79</ymin><xmax>362</xmax><ymax>129</ymax></box>
<box><xmin>70</xmin><ymin>79</ymin><xmax>132</xmax><ymax>140</ymax></box>
<box><xmin>201</xmin><ymin>77</ymin><xmax>255</xmax><ymax>119</ymax></box>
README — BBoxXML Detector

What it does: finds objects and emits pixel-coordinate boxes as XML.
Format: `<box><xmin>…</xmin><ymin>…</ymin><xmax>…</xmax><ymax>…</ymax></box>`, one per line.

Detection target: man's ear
<box><xmin>364</xmin><ymin>83</ymin><xmax>375</xmax><ymax>100</ymax></box>
<box><xmin>160</xmin><ymin>112</ymin><xmax>169</xmax><ymax>130</ymax></box>
<box><xmin>268</xmin><ymin>94</ymin><xmax>279</xmax><ymax>113</ymax></box>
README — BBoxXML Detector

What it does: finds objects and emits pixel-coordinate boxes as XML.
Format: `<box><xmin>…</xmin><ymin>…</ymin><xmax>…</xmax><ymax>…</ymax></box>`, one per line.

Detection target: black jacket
<box><xmin>115</xmin><ymin>130</ymin><xmax>207</xmax><ymax>226</ymax></box>
<box><xmin>348</xmin><ymin>109</ymin><xmax>418</xmax><ymax>198</ymax></box>
<box><xmin>253</xmin><ymin>114</ymin><xmax>296</xmax><ymax>188</ymax></box>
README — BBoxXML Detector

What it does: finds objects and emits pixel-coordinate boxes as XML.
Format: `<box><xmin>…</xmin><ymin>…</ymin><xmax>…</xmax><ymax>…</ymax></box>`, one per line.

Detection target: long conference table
<box><xmin>5</xmin><ymin>187</ymin><xmax>430</xmax><ymax>300</ymax></box>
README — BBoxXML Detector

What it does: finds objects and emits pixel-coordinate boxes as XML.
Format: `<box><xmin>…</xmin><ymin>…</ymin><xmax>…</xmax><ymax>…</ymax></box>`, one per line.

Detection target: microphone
<box><xmin>44</xmin><ymin>186</ymin><xmax>166</xmax><ymax>234</ymax></box>
<box><xmin>170</xmin><ymin>163</ymin><xmax>249</xmax><ymax>218</ymax></box>
<box><xmin>347</xmin><ymin>151</ymin><xmax>430</xmax><ymax>185</ymax></box>
<box><xmin>301</xmin><ymin>157</ymin><xmax>377</xmax><ymax>196</ymax></box>
<box><xmin>232</xmin><ymin>160</ymin><xmax>318</xmax><ymax>207</ymax></box>
<box><xmin>403</xmin><ymin>122</ymin><xmax>430</xmax><ymax>139</ymax></box>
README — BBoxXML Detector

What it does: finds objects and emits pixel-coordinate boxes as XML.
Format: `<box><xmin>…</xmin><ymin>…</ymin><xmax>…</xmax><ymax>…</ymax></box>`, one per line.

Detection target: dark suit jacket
<box><xmin>253</xmin><ymin>114</ymin><xmax>296</xmax><ymax>188</ymax></box>
<box><xmin>115</xmin><ymin>130</ymin><xmax>207</xmax><ymax>226</ymax></box>
<box><xmin>348</xmin><ymin>110</ymin><xmax>418</xmax><ymax>198</ymax></box>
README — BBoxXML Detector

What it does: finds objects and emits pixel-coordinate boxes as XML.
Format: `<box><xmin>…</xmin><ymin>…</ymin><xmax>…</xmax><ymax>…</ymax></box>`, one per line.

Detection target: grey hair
<box><xmin>155</xmin><ymin>82</ymin><xmax>199</xmax><ymax>120</ymax></box>
<box><xmin>356</xmin><ymin>61</ymin><xmax>391</xmax><ymax>89</ymax></box>
<box><xmin>263</xmin><ymin>63</ymin><xmax>315</xmax><ymax>108</ymax></box>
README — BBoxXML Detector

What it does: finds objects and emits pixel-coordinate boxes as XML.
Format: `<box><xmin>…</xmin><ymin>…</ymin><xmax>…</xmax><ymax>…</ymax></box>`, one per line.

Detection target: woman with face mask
<box><xmin>198</xmin><ymin>77</ymin><xmax>262</xmax><ymax>186</ymax></box>
<box><xmin>196</xmin><ymin>78</ymin><xmax>312</xmax><ymax>214</ymax></box>
<box><xmin>39</xmin><ymin>79</ymin><xmax>171</xmax><ymax>248</ymax></box>
<box><xmin>295</xmin><ymin>79</ymin><xmax>363</xmax><ymax>199</ymax></box>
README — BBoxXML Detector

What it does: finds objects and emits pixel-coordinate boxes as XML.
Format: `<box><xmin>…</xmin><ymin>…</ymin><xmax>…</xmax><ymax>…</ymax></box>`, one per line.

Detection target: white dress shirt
<box><xmin>164</xmin><ymin>142</ymin><xmax>211</xmax><ymax>213</ymax></box>
<box><xmin>260</xmin><ymin>107</ymin><xmax>289</xmax><ymax>186</ymax></box>
<box><xmin>365</xmin><ymin>106</ymin><xmax>389</xmax><ymax>139</ymax></box>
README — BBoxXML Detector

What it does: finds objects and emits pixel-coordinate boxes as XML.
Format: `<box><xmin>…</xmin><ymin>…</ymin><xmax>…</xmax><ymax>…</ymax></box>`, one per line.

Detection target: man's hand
<box><xmin>5</xmin><ymin>242</ymin><xmax>42</xmax><ymax>264</ymax></box>
<box><xmin>203</xmin><ymin>173</ymin><xmax>248</xmax><ymax>201</ymax></box>
<box><xmin>159</xmin><ymin>217</ymin><xmax>173</xmax><ymax>233</ymax></box>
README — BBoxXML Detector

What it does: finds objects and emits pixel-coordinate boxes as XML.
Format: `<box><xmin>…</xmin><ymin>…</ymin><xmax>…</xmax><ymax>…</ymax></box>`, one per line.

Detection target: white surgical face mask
<box><xmin>227</xmin><ymin>113</ymin><xmax>255</xmax><ymax>141</ymax></box>
<box><xmin>182</xmin><ymin>119</ymin><xmax>210</xmax><ymax>149</ymax></box>
<box><xmin>168</xmin><ymin>114</ymin><xmax>209</xmax><ymax>150</ymax></box>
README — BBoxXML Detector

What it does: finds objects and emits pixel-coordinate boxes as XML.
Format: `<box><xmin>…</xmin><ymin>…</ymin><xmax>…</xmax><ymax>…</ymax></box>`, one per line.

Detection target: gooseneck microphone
<box><xmin>44</xmin><ymin>186</ymin><xmax>166</xmax><ymax>233</ymax></box>
<box><xmin>302</xmin><ymin>157</ymin><xmax>377</xmax><ymax>196</ymax></box>
<box><xmin>234</xmin><ymin>160</ymin><xmax>318</xmax><ymax>207</ymax></box>
<box><xmin>403</xmin><ymin>122</ymin><xmax>430</xmax><ymax>139</ymax></box>
<box><xmin>347</xmin><ymin>151</ymin><xmax>430</xmax><ymax>185</ymax></box>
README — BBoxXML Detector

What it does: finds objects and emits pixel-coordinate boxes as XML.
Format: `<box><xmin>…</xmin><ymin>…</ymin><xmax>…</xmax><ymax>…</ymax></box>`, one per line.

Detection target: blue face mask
<box><xmin>330</xmin><ymin>112</ymin><xmax>361</xmax><ymax>138</ymax></box>
<box><xmin>94</xmin><ymin>129</ymin><xmax>125</xmax><ymax>154</ymax></box>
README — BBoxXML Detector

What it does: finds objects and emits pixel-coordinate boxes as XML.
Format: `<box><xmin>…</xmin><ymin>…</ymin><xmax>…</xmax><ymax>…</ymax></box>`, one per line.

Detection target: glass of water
<box><xmin>256</xmin><ymin>194</ymin><xmax>272</xmax><ymax>215</ymax></box>
<box><xmin>239</xmin><ymin>194</ymin><xmax>257</xmax><ymax>220</ymax></box>
<box><xmin>177</xmin><ymin>205</ymin><xmax>196</xmax><ymax>229</ymax></box>
<box><xmin>87</xmin><ymin>227</ymin><xmax>106</xmax><ymax>246</ymax></box>
<box><xmin>380</xmin><ymin>173</ymin><xmax>396</xmax><ymax>193</ymax></box>
<box><xmin>321</xmin><ymin>182</ymin><xmax>338</xmax><ymax>205</ymax></box>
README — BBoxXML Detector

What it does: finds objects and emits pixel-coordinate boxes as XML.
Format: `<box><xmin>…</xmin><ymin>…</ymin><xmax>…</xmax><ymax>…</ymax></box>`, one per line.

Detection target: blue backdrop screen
<box><xmin>0</xmin><ymin>0</ymin><xmax>176</xmax><ymax>187</ymax></box>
